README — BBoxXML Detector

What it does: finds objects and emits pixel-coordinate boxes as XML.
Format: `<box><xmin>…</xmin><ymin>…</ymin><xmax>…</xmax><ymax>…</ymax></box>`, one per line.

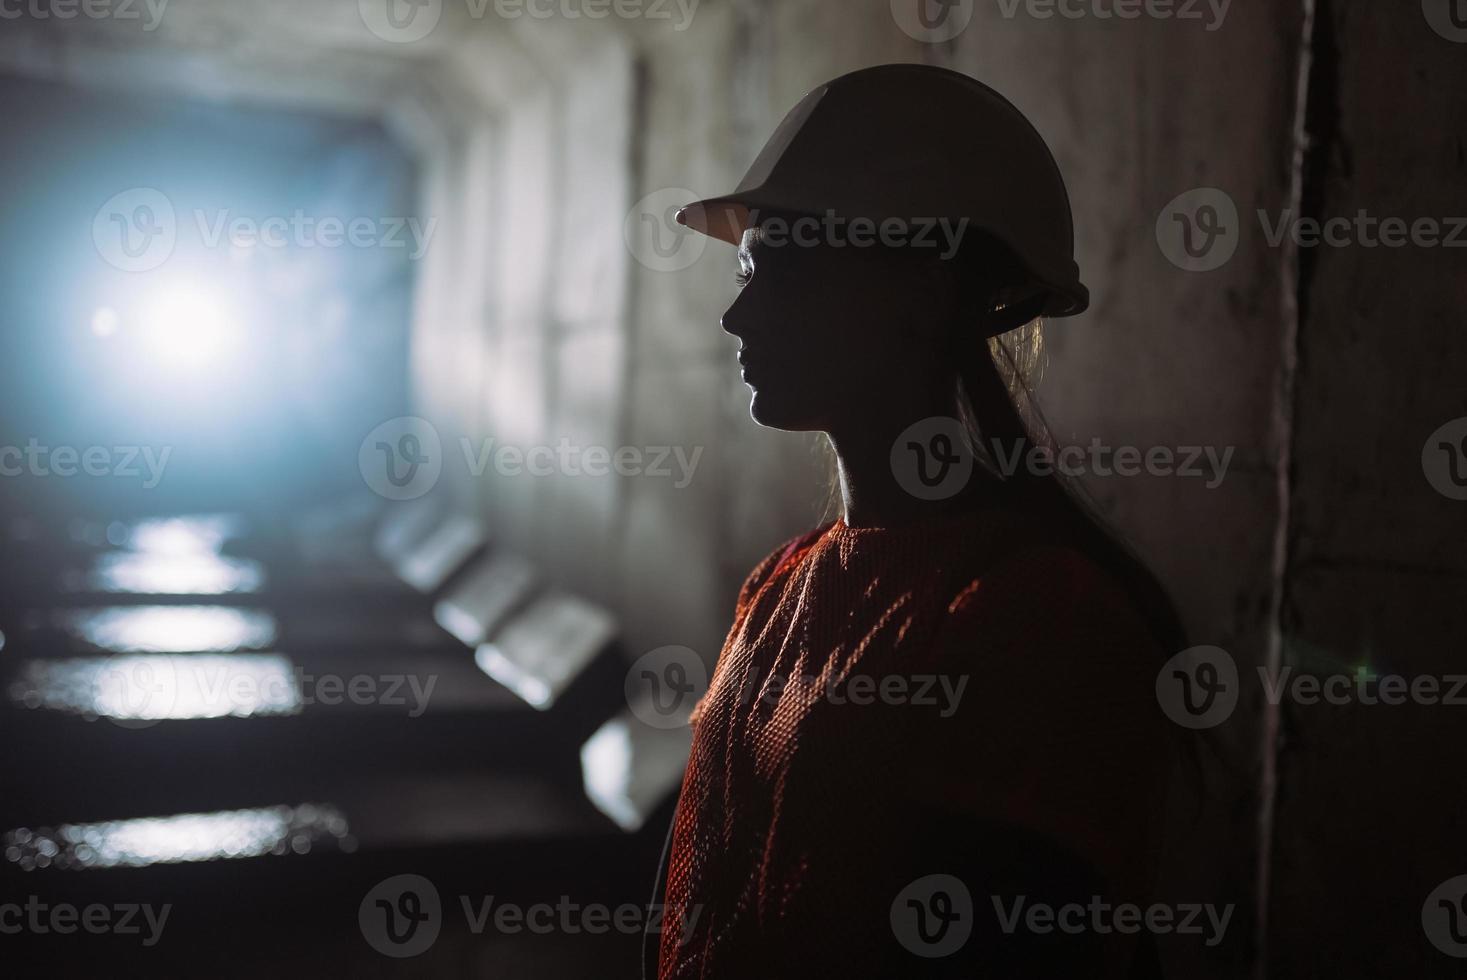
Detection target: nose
<box><xmin>720</xmin><ymin>287</ymin><xmax>753</xmax><ymax>340</ymax></box>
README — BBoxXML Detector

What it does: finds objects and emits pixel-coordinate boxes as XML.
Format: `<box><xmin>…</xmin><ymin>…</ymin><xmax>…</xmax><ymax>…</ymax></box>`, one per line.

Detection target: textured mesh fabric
<box><xmin>658</xmin><ymin>505</ymin><xmax>1170</xmax><ymax>979</ymax></box>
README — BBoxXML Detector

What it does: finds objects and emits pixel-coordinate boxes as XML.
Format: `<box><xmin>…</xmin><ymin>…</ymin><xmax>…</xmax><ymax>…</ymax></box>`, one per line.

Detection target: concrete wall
<box><xmin>934</xmin><ymin>5</ymin><xmax>1305</xmax><ymax>978</ymax></box>
<box><xmin>1266</xmin><ymin>3</ymin><xmax>1467</xmax><ymax>977</ymax></box>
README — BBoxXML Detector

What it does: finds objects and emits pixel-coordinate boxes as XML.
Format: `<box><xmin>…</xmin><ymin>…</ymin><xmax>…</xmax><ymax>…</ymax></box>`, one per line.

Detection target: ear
<box><xmin>912</xmin><ymin>256</ymin><xmax>963</xmax><ymax>336</ymax></box>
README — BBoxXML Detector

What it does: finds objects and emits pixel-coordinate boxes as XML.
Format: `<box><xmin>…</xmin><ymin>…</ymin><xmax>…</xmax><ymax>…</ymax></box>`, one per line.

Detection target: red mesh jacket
<box><xmin>657</xmin><ymin>505</ymin><xmax>1170</xmax><ymax>979</ymax></box>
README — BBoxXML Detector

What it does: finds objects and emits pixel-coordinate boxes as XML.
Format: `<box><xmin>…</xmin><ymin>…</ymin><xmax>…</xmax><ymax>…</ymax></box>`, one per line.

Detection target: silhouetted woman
<box><xmin>650</xmin><ymin>64</ymin><xmax>1183</xmax><ymax>979</ymax></box>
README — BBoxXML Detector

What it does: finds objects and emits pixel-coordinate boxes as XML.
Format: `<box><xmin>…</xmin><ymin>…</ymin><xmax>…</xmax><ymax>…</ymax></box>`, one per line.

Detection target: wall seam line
<box><xmin>1255</xmin><ymin>1</ymin><xmax>1320</xmax><ymax>977</ymax></box>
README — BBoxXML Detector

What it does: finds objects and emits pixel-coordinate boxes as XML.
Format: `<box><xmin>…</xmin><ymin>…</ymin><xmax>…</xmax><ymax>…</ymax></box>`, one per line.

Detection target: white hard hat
<box><xmin>677</xmin><ymin>64</ymin><xmax>1089</xmax><ymax>318</ymax></box>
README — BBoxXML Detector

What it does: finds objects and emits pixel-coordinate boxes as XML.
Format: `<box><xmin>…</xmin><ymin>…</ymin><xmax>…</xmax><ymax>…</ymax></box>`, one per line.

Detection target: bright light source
<box><xmin>91</xmin><ymin>306</ymin><xmax>119</xmax><ymax>338</ymax></box>
<box><xmin>139</xmin><ymin>283</ymin><xmax>242</xmax><ymax>369</ymax></box>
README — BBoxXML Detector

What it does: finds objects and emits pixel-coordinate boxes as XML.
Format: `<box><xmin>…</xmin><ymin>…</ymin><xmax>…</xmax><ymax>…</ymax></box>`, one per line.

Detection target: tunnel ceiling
<box><xmin>0</xmin><ymin>0</ymin><xmax>646</xmax><ymax>126</ymax></box>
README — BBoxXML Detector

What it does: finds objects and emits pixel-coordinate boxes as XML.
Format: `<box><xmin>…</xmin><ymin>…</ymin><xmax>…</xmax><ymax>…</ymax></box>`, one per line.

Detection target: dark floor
<box><xmin>0</xmin><ymin>504</ymin><xmax>671</xmax><ymax>978</ymax></box>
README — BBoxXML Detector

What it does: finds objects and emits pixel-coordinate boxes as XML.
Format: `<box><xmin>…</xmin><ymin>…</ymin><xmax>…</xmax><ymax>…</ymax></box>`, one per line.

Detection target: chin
<box><xmin>746</xmin><ymin>387</ymin><xmax>821</xmax><ymax>432</ymax></box>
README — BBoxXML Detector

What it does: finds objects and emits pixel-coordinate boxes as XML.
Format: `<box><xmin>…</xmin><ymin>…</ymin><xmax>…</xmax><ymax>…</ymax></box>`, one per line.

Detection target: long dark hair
<box><xmin>824</xmin><ymin>232</ymin><xmax>1187</xmax><ymax>655</ymax></box>
<box><xmin>962</xmin><ymin>235</ymin><xmax>1187</xmax><ymax>654</ymax></box>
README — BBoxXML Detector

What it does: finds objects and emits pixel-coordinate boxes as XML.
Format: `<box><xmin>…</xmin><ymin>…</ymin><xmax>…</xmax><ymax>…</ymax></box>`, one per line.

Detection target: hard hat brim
<box><xmin>676</xmin><ymin>193</ymin><xmax>1090</xmax><ymax>319</ymax></box>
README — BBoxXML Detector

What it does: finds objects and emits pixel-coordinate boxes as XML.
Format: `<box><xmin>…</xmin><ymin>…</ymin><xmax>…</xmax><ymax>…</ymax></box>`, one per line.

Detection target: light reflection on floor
<box><xmin>67</xmin><ymin>551</ymin><xmax>267</xmax><ymax>595</ymax></box>
<box><xmin>106</xmin><ymin>514</ymin><xmax>248</xmax><ymax>555</ymax></box>
<box><xmin>9</xmin><ymin>654</ymin><xmax>302</xmax><ymax>720</ymax></box>
<box><xmin>56</xmin><ymin>606</ymin><xmax>278</xmax><ymax>654</ymax></box>
<box><xmin>3</xmin><ymin>804</ymin><xmax>353</xmax><ymax>871</ymax></box>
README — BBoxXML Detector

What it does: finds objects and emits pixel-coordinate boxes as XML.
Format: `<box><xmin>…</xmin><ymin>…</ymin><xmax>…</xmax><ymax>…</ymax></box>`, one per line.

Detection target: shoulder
<box><xmin>731</xmin><ymin>524</ymin><xmax>830</xmax><ymax>621</ymax></box>
<box><xmin>937</xmin><ymin>542</ymin><xmax>1165</xmax><ymax>692</ymax></box>
<box><xmin>947</xmin><ymin>542</ymin><xmax>1139</xmax><ymax>619</ymax></box>
<box><xmin>923</xmin><ymin>543</ymin><xmax>1176</xmax><ymax>864</ymax></box>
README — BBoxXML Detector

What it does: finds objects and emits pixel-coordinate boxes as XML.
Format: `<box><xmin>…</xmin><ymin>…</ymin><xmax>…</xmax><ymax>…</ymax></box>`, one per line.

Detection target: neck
<box><xmin>826</xmin><ymin>385</ymin><xmax>999</xmax><ymax>529</ymax></box>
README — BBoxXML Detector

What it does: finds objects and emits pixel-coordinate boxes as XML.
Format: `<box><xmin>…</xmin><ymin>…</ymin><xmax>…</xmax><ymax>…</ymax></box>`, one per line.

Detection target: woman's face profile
<box><xmin>720</xmin><ymin>214</ymin><xmax>953</xmax><ymax>433</ymax></box>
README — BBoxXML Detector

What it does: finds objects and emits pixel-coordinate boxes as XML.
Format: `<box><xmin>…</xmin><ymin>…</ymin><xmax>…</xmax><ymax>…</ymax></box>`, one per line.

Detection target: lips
<box><xmin>737</xmin><ymin>348</ymin><xmax>791</xmax><ymax>385</ymax></box>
